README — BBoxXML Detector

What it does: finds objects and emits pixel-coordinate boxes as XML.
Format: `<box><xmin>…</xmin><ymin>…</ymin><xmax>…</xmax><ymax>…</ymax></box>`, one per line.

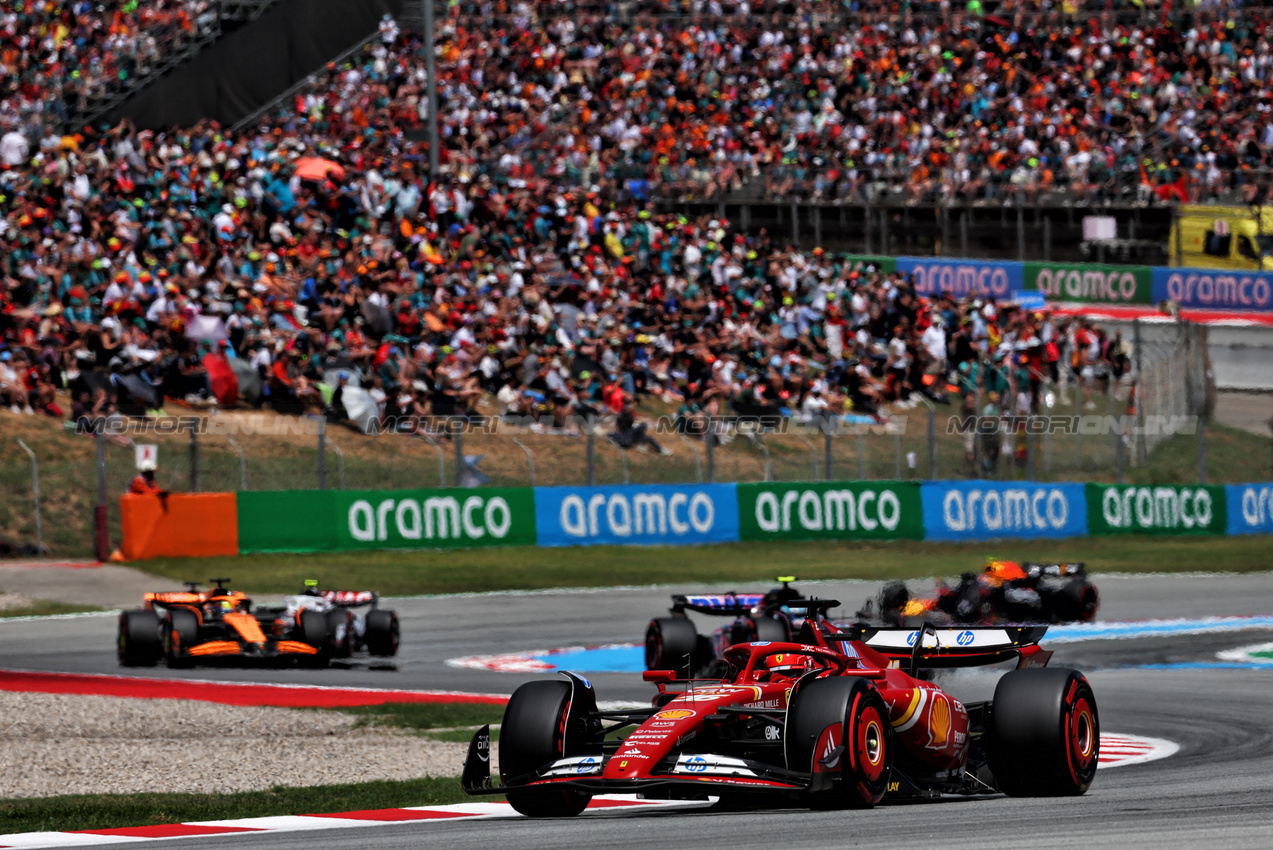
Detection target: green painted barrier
<box><xmin>238</xmin><ymin>490</ymin><xmax>338</xmax><ymax>552</ymax></box>
<box><xmin>737</xmin><ymin>481</ymin><xmax>924</xmax><ymax>541</ymax></box>
<box><xmin>840</xmin><ymin>255</ymin><xmax>897</xmax><ymax>274</ymax></box>
<box><xmin>238</xmin><ymin>487</ymin><xmax>537</xmax><ymax>552</ymax></box>
<box><xmin>1017</xmin><ymin>262</ymin><xmax>1153</xmax><ymax>305</ymax></box>
<box><xmin>1086</xmin><ymin>484</ymin><xmax>1227</xmax><ymax>535</ymax></box>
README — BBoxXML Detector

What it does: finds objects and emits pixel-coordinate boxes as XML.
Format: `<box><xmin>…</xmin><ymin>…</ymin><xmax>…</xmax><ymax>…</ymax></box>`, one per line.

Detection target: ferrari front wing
<box><xmin>461</xmin><ymin>725</ymin><xmax>818</xmax><ymax>798</ymax></box>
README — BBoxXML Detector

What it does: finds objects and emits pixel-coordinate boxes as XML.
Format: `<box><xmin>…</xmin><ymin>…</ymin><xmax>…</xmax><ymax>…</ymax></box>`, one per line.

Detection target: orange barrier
<box><xmin>120</xmin><ymin>493</ymin><xmax>239</xmax><ymax>560</ymax></box>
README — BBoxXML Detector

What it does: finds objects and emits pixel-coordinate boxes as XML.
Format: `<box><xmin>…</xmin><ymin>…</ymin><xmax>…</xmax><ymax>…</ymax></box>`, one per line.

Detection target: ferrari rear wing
<box><xmin>843</xmin><ymin>624</ymin><xmax>1051</xmax><ymax>670</ymax></box>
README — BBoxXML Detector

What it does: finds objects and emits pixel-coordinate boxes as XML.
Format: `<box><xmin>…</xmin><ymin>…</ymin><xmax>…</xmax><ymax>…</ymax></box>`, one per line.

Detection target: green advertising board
<box><xmin>737</xmin><ymin>481</ymin><xmax>924</xmax><ymax>542</ymax></box>
<box><xmin>840</xmin><ymin>255</ymin><xmax>897</xmax><ymax>274</ymax></box>
<box><xmin>1086</xmin><ymin>484</ymin><xmax>1226</xmax><ymax>535</ymax></box>
<box><xmin>1024</xmin><ymin>262</ymin><xmax>1152</xmax><ymax>305</ymax></box>
<box><xmin>237</xmin><ymin>490</ymin><xmax>339</xmax><ymax>552</ymax></box>
<box><xmin>237</xmin><ymin>487</ymin><xmax>537</xmax><ymax>552</ymax></box>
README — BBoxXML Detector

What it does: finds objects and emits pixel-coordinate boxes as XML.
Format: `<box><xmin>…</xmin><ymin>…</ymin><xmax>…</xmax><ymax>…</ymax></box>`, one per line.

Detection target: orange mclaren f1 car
<box><xmin>116</xmin><ymin>578</ymin><xmax>372</xmax><ymax>667</ymax></box>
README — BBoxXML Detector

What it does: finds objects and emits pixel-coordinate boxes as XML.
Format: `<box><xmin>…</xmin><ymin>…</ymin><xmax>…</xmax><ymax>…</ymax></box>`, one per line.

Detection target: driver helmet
<box><xmin>303</xmin><ymin>579</ymin><xmax>321</xmax><ymax>596</ymax></box>
<box><xmin>762</xmin><ymin>652</ymin><xmax>812</xmax><ymax>679</ymax></box>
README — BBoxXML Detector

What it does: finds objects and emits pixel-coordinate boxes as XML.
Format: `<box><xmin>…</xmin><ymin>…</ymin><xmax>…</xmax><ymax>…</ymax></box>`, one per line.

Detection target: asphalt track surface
<box><xmin>4</xmin><ymin>572</ymin><xmax>1273</xmax><ymax>848</ymax></box>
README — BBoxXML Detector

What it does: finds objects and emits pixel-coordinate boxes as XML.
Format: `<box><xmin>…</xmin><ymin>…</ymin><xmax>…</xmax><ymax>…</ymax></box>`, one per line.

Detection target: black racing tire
<box><xmin>117</xmin><ymin>609</ymin><xmax>161</xmax><ymax>667</ymax></box>
<box><xmin>500</xmin><ymin>680</ymin><xmax>592</xmax><ymax>818</ymax></box>
<box><xmin>877</xmin><ymin>581</ymin><xmax>909</xmax><ymax>626</ymax></box>
<box><xmin>164</xmin><ymin>609</ymin><xmax>199</xmax><ymax>668</ymax></box>
<box><xmin>787</xmin><ymin>677</ymin><xmax>891</xmax><ymax>809</ymax></box>
<box><xmin>299</xmin><ymin>608</ymin><xmax>329</xmax><ymax>648</ymax></box>
<box><xmin>989</xmin><ymin>667</ymin><xmax>1099</xmax><ymax>796</ymax></box>
<box><xmin>750</xmin><ymin>615</ymin><xmax>789</xmax><ymax>644</ymax></box>
<box><xmin>364</xmin><ymin>609</ymin><xmax>400</xmax><ymax>657</ymax></box>
<box><xmin>325</xmin><ymin>609</ymin><xmax>354</xmax><ymax>657</ymax></box>
<box><xmin>644</xmin><ymin>617</ymin><xmax>698</xmax><ymax>674</ymax></box>
<box><xmin>1079</xmin><ymin>584</ymin><xmax>1100</xmax><ymax>622</ymax></box>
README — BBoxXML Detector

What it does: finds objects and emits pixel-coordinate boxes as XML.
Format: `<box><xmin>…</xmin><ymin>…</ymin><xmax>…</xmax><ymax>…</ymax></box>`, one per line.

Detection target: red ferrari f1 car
<box><xmin>464</xmin><ymin>606</ymin><xmax>1098</xmax><ymax>816</ymax></box>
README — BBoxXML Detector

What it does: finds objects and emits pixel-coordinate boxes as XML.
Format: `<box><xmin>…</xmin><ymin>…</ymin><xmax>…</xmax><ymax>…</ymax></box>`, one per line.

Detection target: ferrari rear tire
<box><xmin>500</xmin><ymin>680</ymin><xmax>592</xmax><ymax>818</ymax></box>
<box><xmin>644</xmin><ymin>617</ymin><xmax>697</xmax><ymax>674</ymax></box>
<box><xmin>989</xmin><ymin>667</ymin><xmax>1099</xmax><ymax>796</ymax></box>
<box><xmin>117</xmin><ymin>610</ymin><xmax>161</xmax><ymax>667</ymax></box>
<box><xmin>787</xmin><ymin>677</ymin><xmax>891</xmax><ymax>809</ymax></box>
<box><xmin>364</xmin><ymin>609</ymin><xmax>400</xmax><ymax>657</ymax></box>
<box><xmin>299</xmin><ymin>608</ymin><xmax>329</xmax><ymax>648</ymax></box>
<box><xmin>164</xmin><ymin>609</ymin><xmax>198</xmax><ymax>669</ymax></box>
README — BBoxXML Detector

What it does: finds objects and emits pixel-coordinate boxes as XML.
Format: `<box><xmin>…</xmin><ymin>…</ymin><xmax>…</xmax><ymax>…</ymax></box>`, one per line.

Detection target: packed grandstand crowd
<box><xmin>0</xmin><ymin>1</ymin><xmax>1256</xmax><ymax>441</ymax></box>
<box><xmin>0</xmin><ymin>0</ymin><xmax>218</xmax><ymax>136</ymax></box>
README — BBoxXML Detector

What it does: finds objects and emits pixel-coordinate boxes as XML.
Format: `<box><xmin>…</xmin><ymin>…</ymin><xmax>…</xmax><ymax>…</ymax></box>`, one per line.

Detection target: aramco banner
<box><xmin>736</xmin><ymin>482</ymin><xmax>923</xmax><ymax>541</ymax></box>
<box><xmin>920</xmin><ymin>481</ymin><xmax>1088</xmax><ymax>541</ymax></box>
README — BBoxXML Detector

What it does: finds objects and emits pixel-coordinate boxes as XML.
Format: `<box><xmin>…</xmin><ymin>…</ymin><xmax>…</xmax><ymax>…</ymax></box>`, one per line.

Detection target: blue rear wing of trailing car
<box><xmin>671</xmin><ymin>593</ymin><xmax>766</xmax><ymax>615</ymax></box>
<box><xmin>846</xmin><ymin>625</ymin><xmax>1050</xmax><ymax>668</ymax></box>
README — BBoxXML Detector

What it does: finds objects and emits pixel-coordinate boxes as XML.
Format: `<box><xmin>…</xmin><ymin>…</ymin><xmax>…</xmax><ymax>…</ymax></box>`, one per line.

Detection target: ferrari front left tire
<box><xmin>500</xmin><ymin>680</ymin><xmax>592</xmax><ymax>818</ymax></box>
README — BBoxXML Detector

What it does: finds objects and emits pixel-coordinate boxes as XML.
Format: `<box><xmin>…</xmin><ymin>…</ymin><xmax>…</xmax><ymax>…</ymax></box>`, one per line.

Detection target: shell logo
<box><xmin>929</xmin><ymin>694</ymin><xmax>950</xmax><ymax>748</ymax></box>
<box><xmin>654</xmin><ymin>709</ymin><xmax>696</xmax><ymax>721</ymax></box>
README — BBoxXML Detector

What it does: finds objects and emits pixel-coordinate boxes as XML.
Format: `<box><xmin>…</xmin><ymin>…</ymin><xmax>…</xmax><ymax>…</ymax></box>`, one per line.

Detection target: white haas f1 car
<box><xmin>250</xmin><ymin>581</ymin><xmax>400</xmax><ymax>658</ymax></box>
<box><xmin>464</xmin><ymin>604</ymin><xmax>1098</xmax><ymax>817</ymax></box>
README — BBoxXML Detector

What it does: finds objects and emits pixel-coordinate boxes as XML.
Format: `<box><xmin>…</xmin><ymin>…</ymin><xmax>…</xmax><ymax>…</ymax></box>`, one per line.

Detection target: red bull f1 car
<box><xmin>116</xmin><ymin>579</ymin><xmax>399</xmax><ymax>667</ymax></box>
<box><xmin>464</xmin><ymin>608</ymin><xmax>1098</xmax><ymax>816</ymax></box>
<box><xmin>873</xmin><ymin>560</ymin><xmax>1099</xmax><ymax>627</ymax></box>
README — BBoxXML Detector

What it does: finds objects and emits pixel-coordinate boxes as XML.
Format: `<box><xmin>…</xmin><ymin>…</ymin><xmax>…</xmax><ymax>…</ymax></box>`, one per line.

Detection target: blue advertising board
<box><xmin>897</xmin><ymin>258</ymin><xmax>1024</xmax><ymax>300</ymax></box>
<box><xmin>1226</xmin><ymin>484</ymin><xmax>1273</xmax><ymax>535</ymax></box>
<box><xmin>920</xmin><ymin>481</ymin><xmax>1087</xmax><ymax>541</ymax></box>
<box><xmin>534</xmin><ymin>484</ymin><xmax>740</xmax><ymax>547</ymax></box>
<box><xmin>1151</xmin><ymin>267</ymin><xmax>1273</xmax><ymax>312</ymax></box>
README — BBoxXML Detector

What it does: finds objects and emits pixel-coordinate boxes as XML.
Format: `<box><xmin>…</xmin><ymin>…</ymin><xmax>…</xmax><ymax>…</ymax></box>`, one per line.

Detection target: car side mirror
<box><xmin>642</xmin><ymin>670</ymin><xmax>677</xmax><ymax>683</ymax></box>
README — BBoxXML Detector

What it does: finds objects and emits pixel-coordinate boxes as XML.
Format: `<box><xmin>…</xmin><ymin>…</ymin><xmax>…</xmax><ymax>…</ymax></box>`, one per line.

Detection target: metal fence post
<box><xmin>705</xmin><ymin>415</ymin><xmax>715</xmax><ymax>483</ymax></box>
<box><xmin>189</xmin><ymin>428</ymin><xmax>201</xmax><ymax>492</ymax></box>
<box><xmin>317</xmin><ymin>415</ymin><xmax>327</xmax><ymax>490</ymax></box>
<box><xmin>94</xmin><ymin>430</ymin><xmax>108</xmax><ymax>562</ymax></box>
<box><xmin>512</xmin><ymin>437</ymin><xmax>536</xmax><ymax>486</ymax></box>
<box><xmin>893</xmin><ymin>427</ymin><xmax>902</xmax><ymax>480</ymax></box>
<box><xmin>857</xmin><ymin>428</ymin><xmax>867</xmax><ymax>480</ymax></box>
<box><xmin>1027</xmin><ymin>424</ymin><xmax>1036</xmax><ymax>481</ymax></box>
<box><xmin>1198</xmin><ymin>416</ymin><xmax>1207</xmax><ymax>483</ymax></box>
<box><xmin>677</xmin><ymin>435</ymin><xmax>701</xmax><ymax>483</ymax></box>
<box><xmin>15</xmin><ymin>439</ymin><xmax>43</xmax><ymax>555</ymax></box>
<box><xmin>326</xmin><ymin>437</ymin><xmax>345</xmax><ymax>490</ymax></box>
<box><xmin>586</xmin><ymin>425</ymin><xmax>596</xmax><ymax>486</ymax></box>
<box><xmin>756</xmin><ymin>437</ymin><xmax>773</xmax><ymax>482</ymax></box>
<box><xmin>824</xmin><ymin>426</ymin><xmax>833</xmax><ymax>481</ymax></box>
<box><xmin>927</xmin><ymin>406</ymin><xmax>937</xmax><ymax>480</ymax></box>
<box><xmin>1017</xmin><ymin>206</ymin><xmax>1026</xmax><ymax>261</ymax></box>
<box><xmin>453</xmin><ymin>418</ymin><xmax>465</xmax><ymax>488</ymax></box>
<box><xmin>1133</xmin><ymin>318</ymin><xmax>1145</xmax><ymax>464</ymax></box>
<box><xmin>226</xmin><ymin>437</ymin><xmax>248</xmax><ymax>491</ymax></box>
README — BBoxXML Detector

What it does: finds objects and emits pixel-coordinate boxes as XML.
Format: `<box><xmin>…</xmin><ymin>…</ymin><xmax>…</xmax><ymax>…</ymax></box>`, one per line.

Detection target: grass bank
<box><xmin>0</xmin><ymin>601</ymin><xmax>101</xmax><ymax>618</ymax></box>
<box><xmin>0</xmin><ymin>777</ymin><xmax>473</xmax><ymax>835</ymax></box>
<box><xmin>134</xmin><ymin>535</ymin><xmax>1273</xmax><ymax>597</ymax></box>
